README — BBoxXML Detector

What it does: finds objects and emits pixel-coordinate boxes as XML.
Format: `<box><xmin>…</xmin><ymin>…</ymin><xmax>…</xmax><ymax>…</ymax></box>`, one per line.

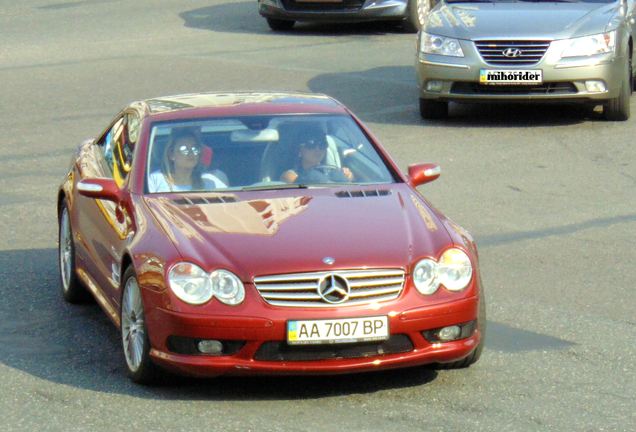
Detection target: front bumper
<box><xmin>145</xmin><ymin>289</ymin><xmax>482</xmax><ymax>377</ymax></box>
<box><xmin>416</xmin><ymin>39</ymin><xmax>626</xmax><ymax>104</ymax></box>
<box><xmin>258</xmin><ymin>0</ymin><xmax>409</xmax><ymax>23</ymax></box>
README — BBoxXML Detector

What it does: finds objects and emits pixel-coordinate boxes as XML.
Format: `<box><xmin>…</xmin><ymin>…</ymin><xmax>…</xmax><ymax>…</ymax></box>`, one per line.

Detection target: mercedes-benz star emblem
<box><xmin>323</xmin><ymin>257</ymin><xmax>335</xmax><ymax>265</ymax></box>
<box><xmin>502</xmin><ymin>48</ymin><xmax>522</xmax><ymax>58</ymax></box>
<box><xmin>317</xmin><ymin>274</ymin><xmax>350</xmax><ymax>304</ymax></box>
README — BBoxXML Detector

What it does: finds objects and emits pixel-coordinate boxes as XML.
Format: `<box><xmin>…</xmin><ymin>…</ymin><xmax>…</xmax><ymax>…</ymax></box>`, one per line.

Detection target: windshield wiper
<box><xmin>446</xmin><ymin>0</ymin><xmax>511</xmax><ymax>3</ymax></box>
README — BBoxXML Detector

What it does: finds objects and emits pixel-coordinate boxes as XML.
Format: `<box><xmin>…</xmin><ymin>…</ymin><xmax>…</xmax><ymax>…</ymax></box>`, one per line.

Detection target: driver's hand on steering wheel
<box><xmin>342</xmin><ymin>167</ymin><xmax>354</xmax><ymax>182</ymax></box>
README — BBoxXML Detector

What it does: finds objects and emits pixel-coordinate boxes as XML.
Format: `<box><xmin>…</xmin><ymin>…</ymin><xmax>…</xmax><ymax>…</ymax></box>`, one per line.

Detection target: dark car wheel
<box><xmin>121</xmin><ymin>266</ymin><xmax>158</xmax><ymax>384</ymax></box>
<box><xmin>59</xmin><ymin>199</ymin><xmax>90</xmax><ymax>304</ymax></box>
<box><xmin>432</xmin><ymin>293</ymin><xmax>486</xmax><ymax>370</ymax></box>
<box><xmin>266</xmin><ymin>17</ymin><xmax>295</xmax><ymax>31</ymax></box>
<box><xmin>401</xmin><ymin>0</ymin><xmax>429</xmax><ymax>33</ymax></box>
<box><xmin>604</xmin><ymin>58</ymin><xmax>631</xmax><ymax>121</ymax></box>
<box><xmin>419</xmin><ymin>97</ymin><xmax>449</xmax><ymax>120</ymax></box>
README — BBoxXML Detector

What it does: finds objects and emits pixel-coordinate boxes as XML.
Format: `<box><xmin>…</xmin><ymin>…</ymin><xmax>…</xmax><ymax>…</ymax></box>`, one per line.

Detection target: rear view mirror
<box><xmin>408</xmin><ymin>163</ymin><xmax>441</xmax><ymax>187</ymax></box>
<box><xmin>230</xmin><ymin>129</ymin><xmax>279</xmax><ymax>142</ymax></box>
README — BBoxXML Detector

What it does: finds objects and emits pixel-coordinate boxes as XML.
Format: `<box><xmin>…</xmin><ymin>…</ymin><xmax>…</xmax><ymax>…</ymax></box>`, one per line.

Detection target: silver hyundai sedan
<box><xmin>415</xmin><ymin>0</ymin><xmax>636</xmax><ymax>120</ymax></box>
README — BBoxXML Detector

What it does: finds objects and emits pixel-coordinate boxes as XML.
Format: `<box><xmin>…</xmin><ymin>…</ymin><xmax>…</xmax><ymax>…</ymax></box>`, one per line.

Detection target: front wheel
<box><xmin>266</xmin><ymin>17</ymin><xmax>295</xmax><ymax>31</ymax></box>
<box><xmin>59</xmin><ymin>199</ymin><xmax>90</xmax><ymax>303</ymax></box>
<box><xmin>121</xmin><ymin>266</ymin><xmax>158</xmax><ymax>384</ymax></box>
<box><xmin>419</xmin><ymin>98</ymin><xmax>448</xmax><ymax>120</ymax></box>
<box><xmin>604</xmin><ymin>59</ymin><xmax>631</xmax><ymax>121</ymax></box>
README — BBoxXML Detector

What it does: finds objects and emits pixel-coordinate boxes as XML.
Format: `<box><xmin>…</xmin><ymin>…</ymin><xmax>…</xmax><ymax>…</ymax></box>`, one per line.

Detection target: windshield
<box><xmin>145</xmin><ymin>114</ymin><xmax>396</xmax><ymax>194</ymax></box>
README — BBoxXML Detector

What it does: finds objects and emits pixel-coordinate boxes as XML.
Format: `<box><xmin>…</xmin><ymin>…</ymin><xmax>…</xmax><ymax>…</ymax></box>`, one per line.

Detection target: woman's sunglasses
<box><xmin>178</xmin><ymin>145</ymin><xmax>201</xmax><ymax>156</ymax></box>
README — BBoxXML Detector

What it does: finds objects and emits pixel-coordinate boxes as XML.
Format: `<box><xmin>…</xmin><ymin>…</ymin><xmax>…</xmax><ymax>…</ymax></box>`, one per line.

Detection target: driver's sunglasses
<box><xmin>178</xmin><ymin>145</ymin><xmax>201</xmax><ymax>156</ymax></box>
<box><xmin>302</xmin><ymin>139</ymin><xmax>327</xmax><ymax>150</ymax></box>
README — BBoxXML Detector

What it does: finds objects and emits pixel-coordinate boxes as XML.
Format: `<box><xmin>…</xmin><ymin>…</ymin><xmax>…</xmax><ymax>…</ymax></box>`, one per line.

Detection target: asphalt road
<box><xmin>1</xmin><ymin>1</ymin><xmax>635</xmax><ymax>431</ymax></box>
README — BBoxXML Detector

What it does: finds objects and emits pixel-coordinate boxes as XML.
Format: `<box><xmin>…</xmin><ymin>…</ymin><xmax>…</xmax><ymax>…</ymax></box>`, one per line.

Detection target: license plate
<box><xmin>287</xmin><ymin>316</ymin><xmax>389</xmax><ymax>345</ymax></box>
<box><xmin>480</xmin><ymin>69</ymin><xmax>543</xmax><ymax>85</ymax></box>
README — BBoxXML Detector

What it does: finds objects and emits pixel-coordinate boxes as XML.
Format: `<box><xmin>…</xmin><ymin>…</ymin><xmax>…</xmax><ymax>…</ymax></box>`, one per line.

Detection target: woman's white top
<box><xmin>148</xmin><ymin>171</ymin><xmax>227</xmax><ymax>193</ymax></box>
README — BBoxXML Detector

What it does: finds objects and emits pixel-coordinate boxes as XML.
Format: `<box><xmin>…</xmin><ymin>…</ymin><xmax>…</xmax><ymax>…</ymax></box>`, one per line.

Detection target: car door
<box><xmin>74</xmin><ymin>111</ymin><xmax>140</xmax><ymax>311</ymax></box>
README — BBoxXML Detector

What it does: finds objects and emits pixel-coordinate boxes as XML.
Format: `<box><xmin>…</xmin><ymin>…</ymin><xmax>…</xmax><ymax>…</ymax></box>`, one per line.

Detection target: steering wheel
<box><xmin>307</xmin><ymin>164</ymin><xmax>341</xmax><ymax>174</ymax></box>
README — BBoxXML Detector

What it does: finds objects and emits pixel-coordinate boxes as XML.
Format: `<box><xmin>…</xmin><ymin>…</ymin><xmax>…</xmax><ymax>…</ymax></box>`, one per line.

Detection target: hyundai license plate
<box><xmin>287</xmin><ymin>316</ymin><xmax>389</xmax><ymax>345</ymax></box>
<box><xmin>480</xmin><ymin>69</ymin><xmax>543</xmax><ymax>85</ymax></box>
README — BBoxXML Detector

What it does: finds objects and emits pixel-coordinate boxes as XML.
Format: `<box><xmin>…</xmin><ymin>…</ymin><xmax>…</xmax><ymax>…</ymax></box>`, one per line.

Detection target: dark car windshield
<box><xmin>145</xmin><ymin>114</ymin><xmax>396</xmax><ymax>194</ymax></box>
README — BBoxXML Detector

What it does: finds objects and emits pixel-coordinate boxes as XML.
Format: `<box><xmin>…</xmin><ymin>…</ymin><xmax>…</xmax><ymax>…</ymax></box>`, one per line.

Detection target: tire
<box><xmin>432</xmin><ymin>293</ymin><xmax>486</xmax><ymax>370</ymax></box>
<box><xmin>419</xmin><ymin>97</ymin><xmax>449</xmax><ymax>120</ymax></box>
<box><xmin>121</xmin><ymin>266</ymin><xmax>159</xmax><ymax>384</ymax></box>
<box><xmin>401</xmin><ymin>0</ymin><xmax>429</xmax><ymax>33</ymax></box>
<box><xmin>59</xmin><ymin>199</ymin><xmax>90</xmax><ymax>304</ymax></box>
<box><xmin>604</xmin><ymin>58</ymin><xmax>631</xmax><ymax>121</ymax></box>
<box><xmin>266</xmin><ymin>17</ymin><xmax>295</xmax><ymax>31</ymax></box>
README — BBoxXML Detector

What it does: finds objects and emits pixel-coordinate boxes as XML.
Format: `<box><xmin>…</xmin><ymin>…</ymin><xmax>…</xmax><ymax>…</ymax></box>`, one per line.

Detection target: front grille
<box><xmin>280</xmin><ymin>0</ymin><xmax>364</xmax><ymax>11</ymax></box>
<box><xmin>253</xmin><ymin>334</ymin><xmax>413</xmax><ymax>361</ymax></box>
<box><xmin>451</xmin><ymin>82</ymin><xmax>577</xmax><ymax>95</ymax></box>
<box><xmin>475</xmin><ymin>40</ymin><xmax>551</xmax><ymax>66</ymax></box>
<box><xmin>253</xmin><ymin>269</ymin><xmax>405</xmax><ymax>308</ymax></box>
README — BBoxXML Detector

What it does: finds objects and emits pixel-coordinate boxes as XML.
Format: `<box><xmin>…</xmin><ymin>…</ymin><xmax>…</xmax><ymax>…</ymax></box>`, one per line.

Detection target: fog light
<box><xmin>585</xmin><ymin>80</ymin><xmax>606</xmax><ymax>92</ymax></box>
<box><xmin>198</xmin><ymin>340</ymin><xmax>223</xmax><ymax>355</ymax></box>
<box><xmin>426</xmin><ymin>81</ymin><xmax>444</xmax><ymax>92</ymax></box>
<box><xmin>438</xmin><ymin>326</ymin><xmax>461</xmax><ymax>341</ymax></box>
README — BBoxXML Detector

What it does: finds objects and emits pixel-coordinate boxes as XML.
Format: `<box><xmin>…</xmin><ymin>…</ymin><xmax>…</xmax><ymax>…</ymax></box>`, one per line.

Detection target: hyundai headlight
<box><xmin>169</xmin><ymin>262</ymin><xmax>213</xmax><ymax>305</ymax></box>
<box><xmin>420</xmin><ymin>32</ymin><xmax>464</xmax><ymax>57</ymax></box>
<box><xmin>413</xmin><ymin>248</ymin><xmax>473</xmax><ymax>295</ymax></box>
<box><xmin>561</xmin><ymin>31</ymin><xmax>615</xmax><ymax>58</ymax></box>
<box><xmin>210</xmin><ymin>270</ymin><xmax>245</xmax><ymax>305</ymax></box>
<box><xmin>168</xmin><ymin>263</ymin><xmax>245</xmax><ymax>306</ymax></box>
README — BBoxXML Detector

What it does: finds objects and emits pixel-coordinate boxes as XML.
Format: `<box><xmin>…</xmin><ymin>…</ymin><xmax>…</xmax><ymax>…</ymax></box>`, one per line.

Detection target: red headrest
<box><xmin>201</xmin><ymin>146</ymin><xmax>213</xmax><ymax>166</ymax></box>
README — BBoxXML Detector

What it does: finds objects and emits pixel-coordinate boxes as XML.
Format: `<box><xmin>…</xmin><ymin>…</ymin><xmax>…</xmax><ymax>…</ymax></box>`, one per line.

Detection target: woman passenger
<box><xmin>148</xmin><ymin>128</ymin><xmax>227</xmax><ymax>193</ymax></box>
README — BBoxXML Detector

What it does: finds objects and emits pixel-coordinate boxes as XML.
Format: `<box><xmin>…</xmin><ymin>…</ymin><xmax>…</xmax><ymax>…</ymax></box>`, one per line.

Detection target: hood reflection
<box><xmin>150</xmin><ymin>195</ymin><xmax>312</xmax><ymax>239</ymax></box>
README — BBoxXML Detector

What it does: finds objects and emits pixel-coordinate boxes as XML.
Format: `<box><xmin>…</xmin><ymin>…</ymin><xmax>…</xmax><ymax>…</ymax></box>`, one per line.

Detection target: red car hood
<box><xmin>143</xmin><ymin>185</ymin><xmax>453</xmax><ymax>280</ymax></box>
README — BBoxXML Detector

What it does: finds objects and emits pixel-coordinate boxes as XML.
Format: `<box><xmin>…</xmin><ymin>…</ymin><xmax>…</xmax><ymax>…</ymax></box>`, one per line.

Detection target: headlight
<box><xmin>210</xmin><ymin>270</ymin><xmax>245</xmax><ymax>305</ymax></box>
<box><xmin>169</xmin><ymin>262</ymin><xmax>213</xmax><ymax>305</ymax></box>
<box><xmin>413</xmin><ymin>248</ymin><xmax>473</xmax><ymax>295</ymax></box>
<box><xmin>413</xmin><ymin>259</ymin><xmax>438</xmax><ymax>295</ymax></box>
<box><xmin>168</xmin><ymin>263</ymin><xmax>245</xmax><ymax>306</ymax></box>
<box><xmin>560</xmin><ymin>31</ymin><xmax>615</xmax><ymax>58</ymax></box>
<box><xmin>420</xmin><ymin>32</ymin><xmax>464</xmax><ymax>57</ymax></box>
<box><xmin>436</xmin><ymin>248</ymin><xmax>473</xmax><ymax>291</ymax></box>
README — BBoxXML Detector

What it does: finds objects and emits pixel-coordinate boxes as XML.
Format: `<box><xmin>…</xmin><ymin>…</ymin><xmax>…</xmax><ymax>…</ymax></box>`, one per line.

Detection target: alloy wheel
<box><xmin>59</xmin><ymin>208</ymin><xmax>73</xmax><ymax>292</ymax></box>
<box><xmin>121</xmin><ymin>277</ymin><xmax>146</xmax><ymax>373</ymax></box>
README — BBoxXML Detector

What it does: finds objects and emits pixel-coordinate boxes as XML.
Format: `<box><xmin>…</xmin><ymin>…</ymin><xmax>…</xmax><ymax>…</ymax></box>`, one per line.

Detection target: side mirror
<box><xmin>77</xmin><ymin>178</ymin><xmax>123</xmax><ymax>202</ymax></box>
<box><xmin>407</xmin><ymin>163</ymin><xmax>441</xmax><ymax>187</ymax></box>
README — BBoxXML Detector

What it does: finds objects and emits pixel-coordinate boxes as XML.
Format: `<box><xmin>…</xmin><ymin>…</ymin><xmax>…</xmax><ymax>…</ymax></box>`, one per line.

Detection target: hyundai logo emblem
<box><xmin>317</xmin><ymin>274</ymin><xmax>350</xmax><ymax>304</ymax></box>
<box><xmin>502</xmin><ymin>48</ymin><xmax>522</xmax><ymax>58</ymax></box>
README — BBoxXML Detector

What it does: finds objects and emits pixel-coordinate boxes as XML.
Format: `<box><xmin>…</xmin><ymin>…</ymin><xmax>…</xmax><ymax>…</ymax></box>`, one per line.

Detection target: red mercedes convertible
<box><xmin>57</xmin><ymin>92</ymin><xmax>485</xmax><ymax>384</ymax></box>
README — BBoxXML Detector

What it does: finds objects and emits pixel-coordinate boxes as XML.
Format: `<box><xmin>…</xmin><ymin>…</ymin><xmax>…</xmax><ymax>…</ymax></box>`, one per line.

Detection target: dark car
<box><xmin>58</xmin><ymin>91</ymin><xmax>485</xmax><ymax>383</ymax></box>
<box><xmin>258</xmin><ymin>0</ymin><xmax>432</xmax><ymax>32</ymax></box>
